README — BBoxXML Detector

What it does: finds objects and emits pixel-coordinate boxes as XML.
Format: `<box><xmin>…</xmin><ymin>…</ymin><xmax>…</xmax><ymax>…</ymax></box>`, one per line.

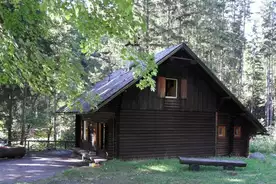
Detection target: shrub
<box><xmin>250</xmin><ymin>126</ymin><xmax>276</xmax><ymax>153</ymax></box>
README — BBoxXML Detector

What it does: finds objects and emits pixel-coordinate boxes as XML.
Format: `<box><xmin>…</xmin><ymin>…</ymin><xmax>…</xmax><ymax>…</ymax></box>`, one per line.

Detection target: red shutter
<box><xmin>181</xmin><ymin>79</ymin><xmax>187</xmax><ymax>99</ymax></box>
<box><xmin>157</xmin><ymin>76</ymin><xmax>165</xmax><ymax>98</ymax></box>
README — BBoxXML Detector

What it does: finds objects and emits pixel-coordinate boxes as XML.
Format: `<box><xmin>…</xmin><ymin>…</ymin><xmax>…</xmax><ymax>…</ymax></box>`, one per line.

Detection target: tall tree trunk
<box><xmin>7</xmin><ymin>87</ymin><xmax>13</xmax><ymax>146</ymax></box>
<box><xmin>20</xmin><ymin>85</ymin><xmax>27</xmax><ymax>145</ymax></box>
<box><xmin>266</xmin><ymin>55</ymin><xmax>273</xmax><ymax>126</ymax></box>
<box><xmin>143</xmin><ymin>0</ymin><xmax>150</xmax><ymax>51</ymax></box>
<box><xmin>47</xmin><ymin>126</ymin><xmax>52</xmax><ymax>148</ymax></box>
<box><xmin>53</xmin><ymin>94</ymin><xmax>57</xmax><ymax>149</ymax></box>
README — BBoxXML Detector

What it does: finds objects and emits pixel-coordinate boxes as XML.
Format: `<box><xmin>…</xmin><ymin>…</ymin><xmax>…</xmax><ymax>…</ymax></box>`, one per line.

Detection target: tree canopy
<box><xmin>0</xmin><ymin>0</ymin><xmax>152</xmax><ymax>103</ymax></box>
<box><xmin>1</xmin><ymin>0</ymin><xmax>276</xmax><ymax>145</ymax></box>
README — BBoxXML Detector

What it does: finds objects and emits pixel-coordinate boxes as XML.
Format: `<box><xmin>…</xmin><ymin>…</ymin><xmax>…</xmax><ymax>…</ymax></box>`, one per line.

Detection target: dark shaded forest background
<box><xmin>0</xmin><ymin>0</ymin><xmax>275</xmax><ymax>145</ymax></box>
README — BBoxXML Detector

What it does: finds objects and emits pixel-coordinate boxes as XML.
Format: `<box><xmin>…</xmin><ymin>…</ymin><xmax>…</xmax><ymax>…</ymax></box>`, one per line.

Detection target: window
<box><xmin>234</xmin><ymin>126</ymin><xmax>241</xmax><ymax>138</ymax></box>
<box><xmin>157</xmin><ymin>77</ymin><xmax>180</xmax><ymax>98</ymax></box>
<box><xmin>218</xmin><ymin>126</ymin><xmax>226</xmax><ymax>138</ymax></box>
<box><xmin>165</xmin><ymin>78</ymin><xmax>177</xmax><ymax>98</ymax></box>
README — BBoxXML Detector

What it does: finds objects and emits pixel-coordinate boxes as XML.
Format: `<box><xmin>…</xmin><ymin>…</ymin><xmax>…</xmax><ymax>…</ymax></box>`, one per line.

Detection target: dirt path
<box><xmin>0</xmin><ymin>150</ymin><xmax>86</xmax><ymax>184</ymax></box>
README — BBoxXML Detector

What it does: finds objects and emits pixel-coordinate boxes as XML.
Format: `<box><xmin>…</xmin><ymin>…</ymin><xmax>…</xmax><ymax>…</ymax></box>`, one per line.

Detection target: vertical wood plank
<box><xmin>193</xmin><ymin>75</ymin><xmax>198</xmax><ymax>111</ymax></box>
<box><xmin>181</xmin><ymin>79</ymin><xmax>188</xmax><ymax>99</ymax></box>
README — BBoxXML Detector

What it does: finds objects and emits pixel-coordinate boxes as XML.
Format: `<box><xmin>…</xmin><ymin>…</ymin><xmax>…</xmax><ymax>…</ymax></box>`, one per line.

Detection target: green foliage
<box><xmin>250</xmin><ymin>126</ymin><xmax>276</xmax><ymax>153</ymax></box>
<box><xmin>244</xmin><ymin>24</ymin><xmax>266</xmax><ymax>120</ymax></box>
<box><xmin>59</xmin><ymin>130</ymin><xmax>75</xmax><ymax>142</ymax></box>
<box><xmin>0</xmin><ymin>120</ymin><xmax>6</xmax><ymax>139</ymax></box>
<box><xmin>0</xmin><ymin>0</ymin><xmax>147</xmax><ymax>105</ymax></box>
<box><xmin>121</xmin><ymin>47</ymin><xmax>157</xmax><ymax>91</ymax></box>
<box><xmin>134</xmin><ymin>0</ymin><xmax>276</xmax><ymax>125</ymax></box>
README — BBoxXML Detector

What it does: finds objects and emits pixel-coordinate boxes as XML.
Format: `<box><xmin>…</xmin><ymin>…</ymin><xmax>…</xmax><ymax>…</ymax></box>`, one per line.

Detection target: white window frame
<box><xmin>165</xmin><ymin>78</ymin><xmax>178</xmax><ymax>99</ymax></box>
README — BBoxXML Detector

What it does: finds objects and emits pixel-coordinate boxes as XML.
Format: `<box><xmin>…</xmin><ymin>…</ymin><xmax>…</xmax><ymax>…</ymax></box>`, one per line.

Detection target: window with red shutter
<box><xmin>157</xmin><ymin>77</ymin><xmax>179</xmax><ymax>98</ymax></box>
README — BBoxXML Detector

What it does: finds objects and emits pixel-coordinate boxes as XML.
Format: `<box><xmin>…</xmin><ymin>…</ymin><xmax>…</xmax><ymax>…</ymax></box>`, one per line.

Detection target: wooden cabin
<box><xmin>59</xmin><ymin>43</ymin><xmax>266</xmax><ymax>160</ymax></box>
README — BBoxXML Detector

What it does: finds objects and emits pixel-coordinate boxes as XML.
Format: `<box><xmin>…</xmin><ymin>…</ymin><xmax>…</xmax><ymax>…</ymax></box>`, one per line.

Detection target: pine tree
<box><xmin>245</xmin><ymin>23</ymin><xmax>266</xmax><ymax>121</ymax></box>
<box><xmin>261</xmin><ymin>0</ymin><xmax>276</xmax><ymax>126</ymax></box>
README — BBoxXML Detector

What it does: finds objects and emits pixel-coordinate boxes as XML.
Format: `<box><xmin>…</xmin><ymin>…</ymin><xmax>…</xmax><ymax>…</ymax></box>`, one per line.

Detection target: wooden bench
<box><xmin>179</xmin><ymin>156</ymin><xmax>247</xmax><ymax>171</ymax></box>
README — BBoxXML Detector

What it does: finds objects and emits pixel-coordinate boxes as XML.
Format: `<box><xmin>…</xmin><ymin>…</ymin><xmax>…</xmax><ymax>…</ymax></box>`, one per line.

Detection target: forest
<box><xmin>0</xmin><ymin>0</ymin><xmax>275</xmax><ymax>146</ymax></box>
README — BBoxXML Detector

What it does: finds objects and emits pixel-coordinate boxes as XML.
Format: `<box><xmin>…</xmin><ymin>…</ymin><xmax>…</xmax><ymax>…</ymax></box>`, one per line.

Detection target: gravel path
<box><xmin>0</xmin><ymin>150</ymin><xmax>86</xmax><ymax>184</ymax></box>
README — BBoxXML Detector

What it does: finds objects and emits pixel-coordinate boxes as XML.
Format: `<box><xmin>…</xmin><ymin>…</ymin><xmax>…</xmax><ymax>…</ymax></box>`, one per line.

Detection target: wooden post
<box><xmin>27</xmin><ymin>141</ymin><xmax>30</xmax><ymax>151</ymax></box>
<box><xmin>228</xmin><ymin>116</ymin><xmax>235</xmax><ymax>156</ymax></box>
<box><xmin>113</xmin><ymin>117</ymin><xmax>115</xmax><ymax>158</ymax></box>
<box><xmin>215</xmin><ymin>112</ymin><xmax>218</xmax><ymax>156</ymax></box>
<box><xmin>75</xmin><ymin>115</ymin><xmax>81</xmax><ymax>147</ymax></box>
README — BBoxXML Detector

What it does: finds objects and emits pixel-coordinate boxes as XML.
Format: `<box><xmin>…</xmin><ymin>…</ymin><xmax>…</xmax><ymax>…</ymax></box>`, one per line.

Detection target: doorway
<box><xmin>87</xmin><ymin>122</ymin><xmax>106</xmax><ymax>151</ymax></box>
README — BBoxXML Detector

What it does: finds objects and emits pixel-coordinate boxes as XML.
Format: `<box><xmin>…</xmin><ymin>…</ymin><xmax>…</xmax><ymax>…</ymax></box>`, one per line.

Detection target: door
<box><xmin>89</xmin><ymin>122</ymin><xmax>106</xmax><ymax>151</ymax></box>
<box><xmin>80</xmin><ymin>120</ymin><xmax>106</xmax><ymax>153</ymax></box>
<box><xmin>89</xmin><ymin>123</ymin><xmax>97</xmax><ymax>151</ymax></box>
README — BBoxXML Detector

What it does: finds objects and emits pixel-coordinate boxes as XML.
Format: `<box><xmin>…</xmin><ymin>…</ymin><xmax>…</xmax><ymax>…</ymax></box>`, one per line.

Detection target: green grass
<box><xmin>34</xmin><ymin>156</ymin><xmax>276</xmax><ymax>184</ymax></box>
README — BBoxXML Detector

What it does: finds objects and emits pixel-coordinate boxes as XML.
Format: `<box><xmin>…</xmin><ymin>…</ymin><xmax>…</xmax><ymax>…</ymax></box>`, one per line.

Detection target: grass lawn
<box><xmin>34</xmin><ymin>155</ymin><xmax>276</xmax><ymax>184</ymax></box>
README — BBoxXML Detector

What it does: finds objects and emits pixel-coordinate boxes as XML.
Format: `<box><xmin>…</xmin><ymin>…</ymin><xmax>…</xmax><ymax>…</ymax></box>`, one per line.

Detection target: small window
<box><xmin>165</xmin><ymin>78</ymin><xmax>177</xmax><ymax>98</ymax></box>
<box><xmin>234</xmin><ymin>126</ymin><xmax>241</xmax><ymax>138</ymax></box>
<box><xmin>218</xmin><ymin>126</ymin><xmax>226</xmax><ymax>138</ymax></box>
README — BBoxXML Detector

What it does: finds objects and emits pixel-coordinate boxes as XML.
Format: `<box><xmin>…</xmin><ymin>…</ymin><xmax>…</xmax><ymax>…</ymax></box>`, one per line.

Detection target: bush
<box><xmin>250</xmin><ymin>126</ymin><xmax>276</xmax><ymax>153</ymax></box>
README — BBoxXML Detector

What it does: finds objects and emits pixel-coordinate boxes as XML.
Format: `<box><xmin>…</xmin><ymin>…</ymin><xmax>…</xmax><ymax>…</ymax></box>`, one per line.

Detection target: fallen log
<box><xmin>0</xmin><ymin>146</ymin><xmax>26</xmax><ymax>158</ymax></box>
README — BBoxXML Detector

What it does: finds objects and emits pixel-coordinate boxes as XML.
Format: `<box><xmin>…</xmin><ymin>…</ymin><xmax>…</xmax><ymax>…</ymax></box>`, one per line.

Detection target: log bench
<box><xmin>179</xmin><ymin>156</ymin><xmax>247</xmax><ymax>171</ymax></box>
<box><xmin>0</xmin><ymin>146</ymin><xmax>26</xmax><ymax>159</ymax></box>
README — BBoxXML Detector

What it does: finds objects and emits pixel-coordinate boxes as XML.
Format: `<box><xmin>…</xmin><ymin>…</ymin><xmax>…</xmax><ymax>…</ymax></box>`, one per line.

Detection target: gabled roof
<box><xmin>59</xmin><ymin>43</ymin><xmax>266</xmax><ymax>133</ymax></box>
<box><xmin>58</xmin><ymin>44</ymin><xmax>182</xmax><ymax>113</ymax></box>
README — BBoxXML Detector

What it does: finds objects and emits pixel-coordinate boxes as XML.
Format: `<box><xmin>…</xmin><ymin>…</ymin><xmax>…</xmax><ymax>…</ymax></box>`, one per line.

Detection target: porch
<box><xmin>75</xmin><ymin>112</ymin><xmax>116</xmax><ymax>160</ymax></box>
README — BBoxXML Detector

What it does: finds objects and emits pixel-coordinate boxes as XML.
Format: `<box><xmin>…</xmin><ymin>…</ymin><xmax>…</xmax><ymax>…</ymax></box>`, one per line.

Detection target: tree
<box><xmin>261</xmin><ymin>0</ymin><xmax>276</xmax><ymax>126</ymax></box>
<box><xmin>244</xmin><ymin>23</ymin><xmax>265</xmax><ymax>121</ymax></box>
<box><xmin>0</xmin><ymin>0</ymin><xmax>152</xmax><ymax>104</ymax></box>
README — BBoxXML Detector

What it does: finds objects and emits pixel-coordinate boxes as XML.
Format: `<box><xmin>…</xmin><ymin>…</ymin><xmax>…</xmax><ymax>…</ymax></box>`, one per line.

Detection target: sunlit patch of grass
<box><xmin>138</xmin><ymin>164</ymin><xmax>173</xmax><ymax>172</ymax></box>
<box><xmin>226</xmin><ymin>178</ymin><xmax>245</xmax><ymax>183</ymax></box>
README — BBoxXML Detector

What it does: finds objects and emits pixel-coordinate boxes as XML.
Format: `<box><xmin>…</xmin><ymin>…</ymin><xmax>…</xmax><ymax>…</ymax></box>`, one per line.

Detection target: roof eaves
<box><xmin>181</xmin><ymin>43</ymin><xmax>266</xmax><ymax>134</ymax></box>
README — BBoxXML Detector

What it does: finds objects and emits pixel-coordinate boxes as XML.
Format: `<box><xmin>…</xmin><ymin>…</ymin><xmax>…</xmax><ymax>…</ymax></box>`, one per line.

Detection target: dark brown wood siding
<box><xmin>117</xmin><ymin>60</ymin><xmax>218</xmax><ymax>159</ymax></box>
<box><xmin>216</xmin><ymin>113</ymin><xmax>230</xmax><ymax>156</ymax></box>
<box><xmin>74</xmin><ymin>50</ymin><xmax>256</xmax><ymax>159</ymax></box>
<box><xmin>105</xmin><ymin>119</ymin><xmax>115</xmax><ymax>159</ymax></box>
<box><xmin>121</xmin><ymin>63</ymin><xmax>217</xmax><ymax>112</ymax></box>
<box><xmin>118</xmin><ymin>110</ymin><xmax>215</xmax><ymax>159</ymax></box>
<box><xmin>232</xmin><ymin>117</ymin><xmax>250</xmax><ymax>157</ymax></box>
<box><xmin>216</xmin><ymin>113</ymin><xmax>251</xmax><ymax>157</ymax></box>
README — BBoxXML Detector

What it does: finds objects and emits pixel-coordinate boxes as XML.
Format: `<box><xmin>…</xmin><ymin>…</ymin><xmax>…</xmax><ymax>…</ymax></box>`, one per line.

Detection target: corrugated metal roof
<box><xmin>59</xmin><ymin>44</ymin><xmax>182</xmax><ymax>113</ymax></box>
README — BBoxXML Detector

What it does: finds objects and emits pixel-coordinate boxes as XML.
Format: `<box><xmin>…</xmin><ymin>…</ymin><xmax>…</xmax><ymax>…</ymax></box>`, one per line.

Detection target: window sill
<box><xmin>165</xmin><ymin>96</ymin><xmax>177</xmax><ymax>99</ymax></box>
